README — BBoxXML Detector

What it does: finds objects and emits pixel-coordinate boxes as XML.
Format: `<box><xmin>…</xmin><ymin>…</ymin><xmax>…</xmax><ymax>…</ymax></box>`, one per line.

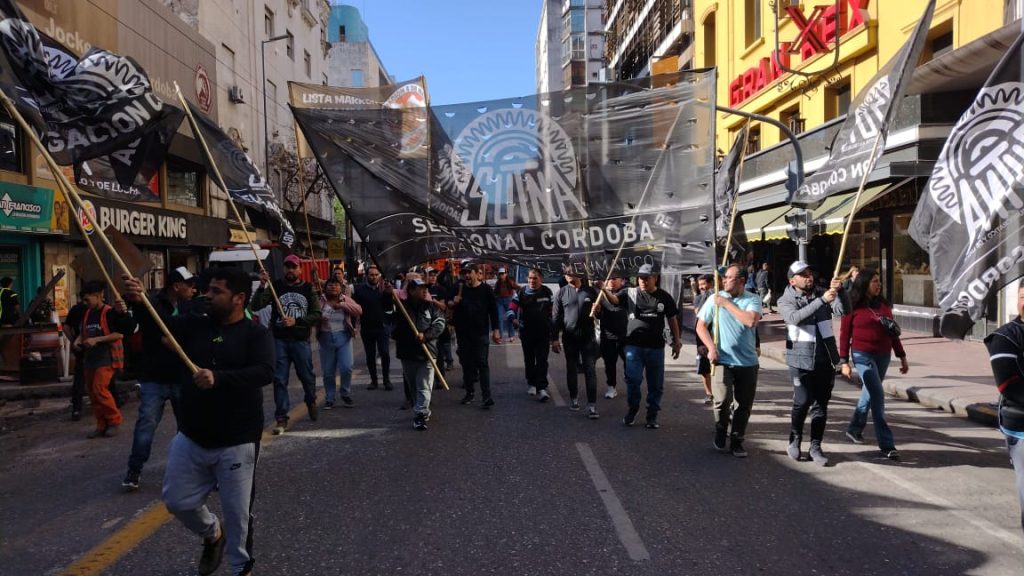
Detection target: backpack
<box><xmin>82</xmin><ymin>305</ymin><xmax>125</xmax><ymax>370</ymax></box>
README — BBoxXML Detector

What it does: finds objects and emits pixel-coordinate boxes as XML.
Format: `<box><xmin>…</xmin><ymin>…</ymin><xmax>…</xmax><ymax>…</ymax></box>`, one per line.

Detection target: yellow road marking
<box><xmin>58</xmin><ymin>395</ymin><xmax>318</xmax><ymax>576</ymax></box>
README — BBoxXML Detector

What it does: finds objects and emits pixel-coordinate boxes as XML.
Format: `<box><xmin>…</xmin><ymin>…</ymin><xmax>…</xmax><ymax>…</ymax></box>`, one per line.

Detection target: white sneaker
<box><xmin>527</xmin><ymin>385</ymin><xmax>537</xmax><ymax>396</ymax></box>
<box><xmin>538</xmin><ymin>389</ymin><xmax>550</xmax><ymax>402</ymax></box>
<box><xmin>604</xmin><ymin>387</ymin><xmax>618</xmax><ymax>399</ymax></box>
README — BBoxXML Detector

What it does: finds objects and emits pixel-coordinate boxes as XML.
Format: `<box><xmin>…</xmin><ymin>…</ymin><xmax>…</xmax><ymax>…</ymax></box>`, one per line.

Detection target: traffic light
<box><xmin>785</xmin><ymin>210</ymin><xmax>807</xmax><ymax>242</ymax></box>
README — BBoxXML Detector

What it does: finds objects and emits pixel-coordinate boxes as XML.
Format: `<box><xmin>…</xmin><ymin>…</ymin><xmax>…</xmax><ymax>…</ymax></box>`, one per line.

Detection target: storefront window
<box><xmin>166</xmin><ymin>159</ymin><xmax>203</xmax><ymax>208</ymax></box>
<box><xmin>839</xmin><ymin>216</ymin><xmax>881</xmax><ymax>286</ymax></box>
<box><xmin>893</xmin><ymin>213</ymin><xmax>933</xmax><ymax>306</ymax></box>
<box><xmin>0</xmin><ymin>112</ymin><xmax>23</xmax><ymax>173</ymax></box>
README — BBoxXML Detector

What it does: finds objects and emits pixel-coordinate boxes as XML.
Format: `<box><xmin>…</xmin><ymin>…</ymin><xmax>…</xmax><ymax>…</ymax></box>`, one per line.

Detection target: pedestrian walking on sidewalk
<box><xmin>127</xmin><ymin>269</ymin><xmax>274</xmax><ymax>576</ymax></box>
<box><xmin>507</xmin><ymin>268</ymin><xmax>554</xmax><ymax>402</ymax></box>
<box><xmin>693</xmin><ymin>275</ymin><xmax>714</xmax><ymax>404</ymax></box>
<box><xmin>318</xmin><ymin>277</ymin><xmax>362</xmax><ymax>410</ymax></box>
<box><xmin>451</xmin><ymin>263</ymin><xmax>500</xmax><ymax>408</ymax></box>
<box><xmin>251</xmin><ymin>254</ymin><xmax>322</xmax><ymax>435</ymax></box>
<box><xmin>75</xmin><ymin>281</ymin><xmax>135</xmax><ymax>439</ymax></box>
<box><xmin>392</xmin><ymin>278</ymin><xmax>447</xmax><ymax>430</ymax></box>
<box><xmin>493</xmin><ymin>267</ymin><xmax>519</xmax><ymax>342</ymax></box>
<box><xmin>602</xmin><ymin>264</ymin><xmax>682</xmax><ymax>429</ymax></box>
<box><xmin>594</xmin><ymin>272</ymin><xmax>627</xmax><ymax>400</ymax></box>
<box><xmin>696</xmin><ymin>264</ymin><xmax>762</xmax><ymax>458</ymax></box>
<box><xmin>122</xmin><ymin>267</ymin><xmax>207</xmax><ymax>491</ymax></box>
<box><xmin>755</xmin><ymin>263</ymin><xmax>774</xmax><ymax>313</ymax></box>
<box><xmin>984</xmin><ymin>283</ymin><xmax>1024</xmax><ymax>534</ymax></box>
<box><xmin>839</xmin><ymin>269</ymin><xmax>907</xmax><ymax>460</ymax></box>
<box><xmin>352</xmin><ymin>265</ymin><xmax>396</xmax><ymax>391</ymax></box>
<box><xmin>779</xmin><ymin>260</ymin><xmax>849</xmax><ymax>466</ymax></box>
<box><xmin>552</xmin><ymin>272</ymin><xmax>600</xmax><ymax>418</ymax></box>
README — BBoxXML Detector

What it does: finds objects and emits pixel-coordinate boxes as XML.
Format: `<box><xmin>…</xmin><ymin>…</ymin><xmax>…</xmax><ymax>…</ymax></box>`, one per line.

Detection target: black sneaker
<box><xmin>306</xmin><ymin>401</ymin><xmax>319</xmax><ymax>422</ymax></box>
<box><xmin>460</xmin><ymin>392</ymin><xmax>475</xmax><ymax>405</ymax></box>
<box><xmin>730</xmin><ymin>441</ymin><xmax>748</xmax><ymax>458</ymax></box>
<box><xmin>367</xmin><ymin>382</ymin><xmax>379</xmax><ymax>391</ymax></box>
<box><xmin>713</xmin><ymin>427</ymin><xmax>728</xmax><ymax>452</ymax></box>
<box><xmin>481</xmin><ymin>398</ymin><xmax>495</xmax><ymax>409</ymax></box>
<box><xmin>198</xmin><ymin>522</ymin><xmax>225</xmax><ymax>576</ymax></box>
<box><xmin>323</xmin><ymin>400</ymin><xmax>335</xmax><ymax>410</ymax></box>
<box><xmin>623</xmin><ymin>407</ymin><xmax>639</xmax><ymax>426</ymax></box>
<box><xmin>413</xmin><ymin>414</ymin><xmax>427</xmax><ymax>431</ymax></box>
<box><xmin>569</xmin><ymin>397</ymin><xmax>580</xmax><ymax>411</ymax></box>
<box><xmin>122</xmin><ymin>469</ymin><xmax>141</xmax><ymax>491</ymax></box>
<box><xmin>645</xmin><ymin>419</ymin><xmax>659</xmax><ymax>429</ymax></box>
<box><xmin>341</xmin><ymin>396</ymin><xmax>354</xmax><ymax>408</ymax></box>
<box><xmin>383</xmin><ymin>381</ymin><xmax>394</xmax><ymax>391</ymax></box>
<box><xmin>71</xmin><ymin>410</ymin><xmax>81</xmax><ymax>421</ymax></box>
<box><xmin>884</xmin><ymin>449</ymin><xmax>900</xmax><ymax>461</ymax></box>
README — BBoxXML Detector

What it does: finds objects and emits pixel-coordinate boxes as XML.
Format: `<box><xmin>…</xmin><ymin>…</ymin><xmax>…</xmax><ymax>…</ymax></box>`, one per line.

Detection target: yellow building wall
<box><xmin>694</xmin><ymin>0</ymin><xmax>1009</xmax><ymax>151</ymax></box>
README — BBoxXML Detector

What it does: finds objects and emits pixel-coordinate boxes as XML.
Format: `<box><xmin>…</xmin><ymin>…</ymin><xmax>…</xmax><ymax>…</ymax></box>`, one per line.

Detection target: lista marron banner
<box><xmin>909</xmin><ymin>28</ymin><xmax>1024</xmax><ymax>339</ymax></box>
<box><xmin>290</xmin><ymin>71</ymin><xmax>717</xmax><ymax>277</ymax></box>
<box><xmin>788</xmin><ymin>0</ymin><xmax>935</xmax><ymax>208</ymax></box>
<box><xmin>0</xmin><ymin>0</ymin><xmax>178</xmax><ymax>165</ymax></box>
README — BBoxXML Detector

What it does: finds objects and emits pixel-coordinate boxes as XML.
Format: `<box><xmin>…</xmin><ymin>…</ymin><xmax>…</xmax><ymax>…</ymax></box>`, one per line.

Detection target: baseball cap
<box><xmin>637</xmin><ymin>263</ymin><xmax>656</xmax><ymax>278</ymax></box>
<box><xmin>283</xmin><ymin>254</ymin><xmax>302</xmax><ymax>267</ymax></box>
<box><xmin>406</xmin><ymin>278</ymin><xmax>427</xmax><ymax>290</ymax></box>
<box><xmin>462</xmin><ymin>262</ymin><xmax>479</xmax><ymax>273</ymax></box>
<box><xmin>608</xmin><ymin>268</ymin><xmax>627</xmax><ymax>279</ymax></box>
<box><xmin>787</xmin><ymin>260</ymin><xmax>812</xmax><ymax>278</ymax></box>
<box><xmin>167</xmin><ymin>266</ymin><xmax>194</xmax><ymax>284</ymax></box>
<box><xmin>498</xmin><ymin>267</ymin><xmax>506</xmax><ymax>273</ymax></box>
<box><xmin>424</xmin><ymin>266</ymin><xmax>436</xmax><ymax>274</ymax></box>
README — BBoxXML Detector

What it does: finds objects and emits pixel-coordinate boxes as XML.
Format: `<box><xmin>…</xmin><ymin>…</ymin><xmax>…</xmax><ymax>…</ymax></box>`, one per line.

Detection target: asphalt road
<box><xmin>1</xmin><ymin>336</ymin><xmax>1022</xmax><ymax>576</ymax></box>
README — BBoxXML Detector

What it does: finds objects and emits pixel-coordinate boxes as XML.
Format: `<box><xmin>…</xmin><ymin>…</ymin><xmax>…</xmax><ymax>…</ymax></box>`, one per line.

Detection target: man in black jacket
<box><xmin>451</xmin><ymin>263</ymin><xmax>500</xmax><ymax>407</ymax></box>
<box><xmin>508</xmin><ymin>268</ymin><xmax>554</xmax><ymax>402</ymax></box>
<box><xmin>393</xmin><ymin>278</ymin><xmax>447</xmax><ymax>430</ymax></box>
<box><xmin>553</xmin><ymin>272</ymin><xmax>600</xmax><ymax>418</ymax></box>
<box><xmin>985</xmin><ymin>283</ymin><xmax>1024</xmax><ymax>534</ymax></box>
<box><xmin>124</xmin><ymin>268</ymin><xmax>274</xmax><ymax>576</ymax></box>
<box><xmin>251</xmin><ymin>254</ymin><xmax>322</xmax><ymax>435</ymax></box>
<box><xmin>352</xmin><ymin>265</ymin><xmax>396</xmax><ymax>391</ymax></box>
<box><xmin>122</xmin><ymin>267</ymin><xmax>207</xmax><ymax>491</ymax></box>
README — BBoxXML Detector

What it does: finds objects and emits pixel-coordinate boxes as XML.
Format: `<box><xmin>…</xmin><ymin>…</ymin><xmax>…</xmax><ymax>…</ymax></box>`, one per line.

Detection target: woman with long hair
<box><xmin>839</xmin><ymin>269</ymin><xmax>908</xmax><ymax>460</ymax></box>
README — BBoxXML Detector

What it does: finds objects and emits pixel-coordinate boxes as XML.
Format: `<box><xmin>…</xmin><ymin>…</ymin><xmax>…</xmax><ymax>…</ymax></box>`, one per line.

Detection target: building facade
<box><xmin>537</xmin><ymin>0</ymin><xmax>606</xmax><ymax>93</ymax></box>
<box><xmin>691</xmin><ymin>0</ymin><xmax>1018</xmax><ymax>337</ymax></box>
<box><xmin>603</xmin><ymin>0</ymin><xmax>694</xmax><ymax>80</ymax></box>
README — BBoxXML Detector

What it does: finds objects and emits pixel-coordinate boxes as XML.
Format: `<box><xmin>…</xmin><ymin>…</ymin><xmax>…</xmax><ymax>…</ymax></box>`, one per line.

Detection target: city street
<box><xmin>1</xmin><ymin>335</ymin><xmax>1022</xmax><ymax>576</ymax></box>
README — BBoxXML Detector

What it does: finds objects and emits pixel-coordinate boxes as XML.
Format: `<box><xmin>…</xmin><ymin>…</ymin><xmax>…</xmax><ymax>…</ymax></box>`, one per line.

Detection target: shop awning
<box><xmin>907</xmin><ymin>21</ymin><xmax>1019</xmax><ymax>95</ymax></box>
<box><xmin>809</xmin><ymin>179</ymin><xmax>910</xmax><ymax>235</ymax></box>
<box><xmin>737</xmin><ymin>204</ymin><xmax>793</xmax><ymax>242</ymax></box>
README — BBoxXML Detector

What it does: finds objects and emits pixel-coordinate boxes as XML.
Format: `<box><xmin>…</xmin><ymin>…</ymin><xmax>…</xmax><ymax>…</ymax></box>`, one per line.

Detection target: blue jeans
<box><xmin>273</xmin><ymin>338</ymin><xmax>317</xmax><ymax>421</ymax></box>
<box><xmin>402</xmin><ymin>359</ymin><xmax>435</xmax><ymax>416</ymax></box>
<box><xmin>624</xmin><ymin>345</ymin><xmax>665</xmax><ymax>418</ymax></box>
<box><xmin>847</xmin><ymin>351</ymin><xmax>895</xmax><ymax>451</ymax></box>
<box><xmin>319</xmin><ymin>330</ymin><xmax>354</xmax><ymax>403</ymax></box>
<box><xmin>496</xmin><ymin>296</ymin><xmax>515</xmax><ymax>339</ymax></box>
<box><xmin>127</xmin><ymin>381</ymin><xmax>181</xmax><ymax>473</ymax></box>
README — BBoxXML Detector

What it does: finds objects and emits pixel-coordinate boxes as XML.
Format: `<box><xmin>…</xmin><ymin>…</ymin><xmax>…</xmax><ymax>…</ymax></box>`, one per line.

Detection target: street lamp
<box><xmin>261</xmin><ymin>34</ymin><xmax>290</xmax><ymax>180</ymax></box>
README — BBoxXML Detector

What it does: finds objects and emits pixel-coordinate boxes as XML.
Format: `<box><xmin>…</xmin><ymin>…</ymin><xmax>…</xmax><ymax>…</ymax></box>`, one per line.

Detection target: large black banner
<box><xmin>184</xmin><ymin>101</ymin><xmax>295</xmax><ymax>247</ymax></box>
<box><xmin>0</xmin><ymin>0</ymin><xmax>177</xmax><ymax>165</ymax></box>
<box><xmin>789</xmin><ymin>0</ymin><xmax>934</xmax><ymax>208</ymax></box>
<box><xmin>909</xmin><ymin>29</ymin><xmax>1024</xmax><ymax>339</ymax></box>
<box><xmin>74</xmin><ymin>104</ymin><xmax>185</xmax><ymax>202</ymax></box>
<box><xmin>291</xmin><ymin>71</ymin><xmax>717</xmax><ymax>276</ymax></box>
<box><xmin>715</xmin><ymin>124</ymin><xmax>748</xmax><ymax>261</ymax></box>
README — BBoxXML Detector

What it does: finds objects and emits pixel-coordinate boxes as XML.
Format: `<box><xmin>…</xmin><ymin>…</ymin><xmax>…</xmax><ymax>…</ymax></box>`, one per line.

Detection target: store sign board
<box><xmin>327</xmin><ymin>238</ymin><xmax>345</xmax><ymax>259</ymax></box>
<box><xmin>729</xmin><ymin>0</ymin><xmax>872</xmax><ymax>106</ymax></box>
<box><xmin>76</xmin><ymin>198</ymin><xmax>187</xmax><ymax>240</ymax></box>
<box><xmin>0</xmin><ymin>182</ymin><xmax>54</xmax><ymax>233</ymax></box>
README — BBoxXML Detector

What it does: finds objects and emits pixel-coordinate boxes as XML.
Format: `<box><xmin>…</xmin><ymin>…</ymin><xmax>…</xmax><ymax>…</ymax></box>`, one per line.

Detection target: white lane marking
<box><xmin>854</xmin><ymin>461</ymin><xmax>1021</xmax><ymax>547</ymax></box>
<box><xmin>576</xmin><ymin>442</ymin><xmax>651</xmax><ymax>561</ymax></box>
<box><xmin>547</xmin><ymin>381</ymin><xmax>567</xmax><ymax>407</ymax></box>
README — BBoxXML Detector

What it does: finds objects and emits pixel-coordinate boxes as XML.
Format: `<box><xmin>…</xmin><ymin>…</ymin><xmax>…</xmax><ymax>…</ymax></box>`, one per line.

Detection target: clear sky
<box><xmin>353</xmin><ymin>0</ymin><xmax>539</xmax><ymax>105</ymax></box>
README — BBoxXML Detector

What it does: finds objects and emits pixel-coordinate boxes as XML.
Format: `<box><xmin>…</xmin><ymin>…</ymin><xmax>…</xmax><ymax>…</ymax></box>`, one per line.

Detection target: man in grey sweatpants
<box><xmin>125</xmin><ymin>268</ymin><xmax>274</xmax><ymax>576</ymax></box>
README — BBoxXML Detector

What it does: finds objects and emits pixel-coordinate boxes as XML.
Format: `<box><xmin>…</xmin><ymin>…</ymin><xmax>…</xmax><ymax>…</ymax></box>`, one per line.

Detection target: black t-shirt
<box><xmin>0</xmin><ymin>287</ymin><xmax>18</xmax><ymax>324</ymax></box>
<box><xmin>617</xmin><ymin>287</ymin><xmax>679</xmax><ymax>348</ymax></box>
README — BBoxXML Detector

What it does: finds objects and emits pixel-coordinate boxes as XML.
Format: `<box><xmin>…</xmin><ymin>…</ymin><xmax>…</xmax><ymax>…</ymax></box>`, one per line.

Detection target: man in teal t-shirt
<box><xmin>696</xmin><ymin>264</ymin><xmax>762</xmax><ymax>457</ymax></box>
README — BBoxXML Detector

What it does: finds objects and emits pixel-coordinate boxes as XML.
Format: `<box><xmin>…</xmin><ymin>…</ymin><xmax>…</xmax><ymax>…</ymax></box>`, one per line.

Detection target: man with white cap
<box><xmin>778</xmin><ymin>260</ymin><xmax>849</xmax><ymax>466</ymax></box>
<box><xmin>122</xmin><ymin>266</ymin><xmax>206</xmax><ymax>491</ymax></box>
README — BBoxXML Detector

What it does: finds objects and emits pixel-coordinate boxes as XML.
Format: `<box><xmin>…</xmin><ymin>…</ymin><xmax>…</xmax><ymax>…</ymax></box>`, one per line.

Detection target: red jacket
<box><xmin>839</xmin><ymin>301</ymin><xmax>906</xmax><ymax>361</ymax></box>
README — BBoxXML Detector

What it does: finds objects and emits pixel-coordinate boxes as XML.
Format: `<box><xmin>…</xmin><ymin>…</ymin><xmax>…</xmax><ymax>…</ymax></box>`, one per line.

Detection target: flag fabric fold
<box><xmin>788</xmin><ymin>0</ymin><xmax>935</xmax><ymax>208</ymax></box>
<box><xmin>715</xmin><ymin>124</ymin><xmax>749</xmax><ymax>261</ymax></box>
<box><xmin>909</xmin><ymin>28</ymin><xmax>1024</xmax><ymax>339</ymax></box>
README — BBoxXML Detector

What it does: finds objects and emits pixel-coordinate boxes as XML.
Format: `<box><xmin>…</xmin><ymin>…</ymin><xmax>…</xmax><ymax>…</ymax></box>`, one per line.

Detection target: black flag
<box><xmin>715</xmin><ymin>125</ymin><xmax>749</xmax><ymax>261</ymax></box>
<box><xmin>909</xmin><ymin>29</ymin><xmax>1024</xmax><ymax>339</ymax></box>
<box><xmin>184</xmin><ymin>101</ymin><xmax>295</xmax><ymax>247</ymax></box>
<box><xmin>0</xmin><ymin>0</ymin><xmax>177</xmax><ymax>165</ymax></box>
<box><xmin>788</xmin><ymin>0</ymin><xmax>935</xmax><ymax>208</ymax></box>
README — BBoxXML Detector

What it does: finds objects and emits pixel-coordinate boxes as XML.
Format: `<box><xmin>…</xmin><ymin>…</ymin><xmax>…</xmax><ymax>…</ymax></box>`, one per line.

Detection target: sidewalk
<box><xmin>756</xmin><ymin>312</ymin><xmax>998</xmax><ymax>427</ymax></box>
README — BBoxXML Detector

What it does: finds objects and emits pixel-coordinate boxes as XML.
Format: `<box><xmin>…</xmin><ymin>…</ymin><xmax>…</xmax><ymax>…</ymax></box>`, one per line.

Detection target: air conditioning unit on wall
<box><xmin>229</xmin><ymin>85</ymin><xmax>245</xmax><ymax>103</ymax></box>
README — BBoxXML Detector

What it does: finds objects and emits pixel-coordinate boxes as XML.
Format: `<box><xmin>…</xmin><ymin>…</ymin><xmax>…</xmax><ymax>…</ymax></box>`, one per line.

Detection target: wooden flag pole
<box><xmin>832</xmin><ymin>131</ymin><xmax>885</xmax><ymax>279</ymax></box>
<box><xmin>174</xmin><ymin>82</ymin><xmax>287</xmax><ymax>319</ymax></box>
<box><xmin>711</xmin><ymin>121</ymin><xmax>751</xmax><ymax>377</ymax></box>
<box><xmin>52</xmin><ymin>176</ymin><xmax>121</xmax><ymax>302</ymax></box>
<box><xmin>0</xmin><ymin>88</ymin><xmax>199</xmax><ymax>374</ymax></box>
<box><xmin>390</xmin><ymin>290</ymin><xmax>450</xmax><ymax>391</ymax></box>
<box><xmin>293</xmin><ymin>124</ymin><xmax>322</xmax><ymax>290</ymax></box>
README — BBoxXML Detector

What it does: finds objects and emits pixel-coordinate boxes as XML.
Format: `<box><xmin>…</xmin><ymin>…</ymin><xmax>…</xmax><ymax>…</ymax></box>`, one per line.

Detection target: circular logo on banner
<box><xmin>449</xmin><ymin>108</ymin><xmax>580</xmax><ymax>225</ymax></box>
<box><xmin>195</xmin><ymin>65</ymin><xmax>212</xmax><ymax>114</ymax></box>
<box><xmin>383</xmin><ymin>83</ymin><xmax>427</xmax><ymax>155</ymax></box>
<box><xmin>78</xmin><ymin>199</ymin><xmax>97</xmax><ymax>235</ymax></box>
